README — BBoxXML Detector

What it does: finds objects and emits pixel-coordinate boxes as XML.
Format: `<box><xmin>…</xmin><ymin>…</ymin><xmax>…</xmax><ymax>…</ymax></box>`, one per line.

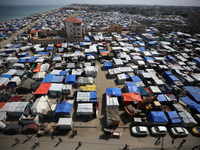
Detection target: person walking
<box><xmin>35</xmin><ymin>140</ymin><xmax>39</xmax><ymax>147</ymax></box>
<box><xmin>178</xmin><ymin>139</ymin><xmax>186</xmax><ymax>149</ymax></box>
<box><xmin>124</xmin><ymin>144</ymin><xmax>129</xmax><ymax>150</ymax></box>
<box><xmin>15</xmin><ymin>138</ymin><xmax>20</xmax><ymax>143</ymax></box>
<box><xmin>59</xmin><ymin>138</ymin><xmax>63</xmax><ymax>143</ymax></box>
<box><xmin>78</xmin><ymin>142</ymin><xmax>82</xmax><ymax>147</ymax></box>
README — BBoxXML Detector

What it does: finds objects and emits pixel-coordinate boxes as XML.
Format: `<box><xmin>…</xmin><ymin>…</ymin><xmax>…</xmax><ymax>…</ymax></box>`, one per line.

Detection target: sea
<box><xmin>0</xmin><ymin>5</ymin><xmax>63</xmax><ymax>23</ymax></box>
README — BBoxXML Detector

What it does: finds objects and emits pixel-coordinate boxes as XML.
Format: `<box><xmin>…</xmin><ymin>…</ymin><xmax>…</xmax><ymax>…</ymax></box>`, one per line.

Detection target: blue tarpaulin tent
<box><xmin>52</xmin><ymin>76</ymin><xmax>63</xmax><ymax>83</ymax></box>
<box><xmin>157</xmin><ymin>94</ymin><xmax>168</xmax><ymax>102</ymax></box>
<box><xmin>190</xmin><ymin>93</ymin><xmax>200</xmax><ymax>103</ymax></box>
<box><xmin>144</xmin><ymin>57</ymin><xmax>155</xmax><ymax>61</ymax></box>
<box><xmin>106</xmin><ymin>87</ymin><xmax>122</xmax><ymax>96</ymax></box>
<box><xmin>166</xmin><ymin>111</ymin><xmax>182</xmax><ymax>124</ymax></box>
<box><xmin>54</xmin><ymin>102</ymin><xmax>72</xmax><ymax>115</ymax></box>
<box><xmin>90</xmin><ymin>91</ymin><xmax>97</xmax><ymax>102</ymax></box>
<box><xmin>104</xmin><ymin>62</ymin><xmax>113</xmax><ymax>70</ymax></box>
<box><xmin>46</xmin><ymin>47</ymin><xmax>53</xmax><ymax>51</ymax></box>
<box><xmin>131</xmin><ymin>76</ymin><xmax>142</xmax><ymax>82</ymax></box>
<box><xmin>42</xmin><ymin>74</ymin><xmax>55</xmax><ymax>83</ymax></box>
<box><xmin>0</xmin><ymin>74</ymin><xmax>12</xmax><ymax>79</ymax></box>
<box><xmin>138</xmin><ymin>87</ymin><xmax>149</xmax><ymax>96</ymax></box>
<box><xmin>159</xmin><ymin>85</ymin><xmax>171</xmax><ymax>93</ymax></box>
<box><xmin>18</xmin><ymin>59</ymin><xmax>26</xmax><ymax>63</ymax></box>
<box><xmin>125</xmin><ymin>82</ymin><xmax>140</xmax><ymax>93</ymax></box>
<box><xmin>184</xmin><ymin>86</ymin><xmax>200</xmax><ymax>94</ymax></box>
<box><xmin>149</xmin><ymin>111</ymin><xmax>169</xmax><ymax>123</ymax></box>
<box><xmin>166</xmin><ymin>75</ymin><xmax>180</xmax><ymax>84</ymax></box>
<box><xmin>138</xmin><ymin>47</ymin><xmax>146</xmax><ymax>52</ymax></box>
<box><xmin>65</xmin><ymin>75</ymin><xmax>76</xmax><ymax>84</ymax></box>
<box><xmin>180</xmin><ymin>96</ymin><xmax>200</xmax><ymax>113</ymax></box>
<box><xmin>59</xmin><ymin>71</ymin><xmax>69</xmax><ymax>76</ymax></box>
<box><xmin>163</xmin><ymin>71</ymin><xmax>173</xmax><ymax>78</ymax></box>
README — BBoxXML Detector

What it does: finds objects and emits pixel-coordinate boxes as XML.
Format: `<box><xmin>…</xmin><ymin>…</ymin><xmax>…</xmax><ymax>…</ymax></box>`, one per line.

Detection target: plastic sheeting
<box><xmin>40</xmin><ymin>64</ymin><xmax>50</xmax><ymax>72</ymax></box>
<box><xmin>76</xmin><ymin>103</ymin><xmax>93</xmax><ymax>116</ymax></box>
<box><xmin>77</xmin><ymin>77</ymin><xmax>94</xmax><ymax>85</ymax></box>
<box><xmin>157</xmin><ymin>94</ymin><xmax>168</xmax><ymax>102</ymax></box>
<box><xmin>31</xmin><ymin>96</ymin><xmax>49</xmax><ymax>115</ymax></box>
<box><xmin>106</xmin><ymin>96</ymin><xmax>119</xmax><ymax>110</ymax></box>
<box><xmin>42</xmin><ymin>74</ymin><xmax>55</xmax><ymax>83</ymax></box>
<box><xmin>122</xmin><ymin>93</ymin><xmax>143</xmax><ymax>102</ymax></box>
<box><xmin>125</xmin><ymin>82</ymin><xmax>140</xmax><ymax>93</ymax></box>
<box><xmin>179</xmin><ymin>111</ymin><xmax>197</xmax><ymax>127</ymax></box>
<box><xmin>106</xmin><ymin>87</ymin><xmax>122</xmax><ymax>96</ymax></box>
<box><xmin>52</xmin><ymin>76</ymin><xmax>64</xmax><ymax>83</ymax></box>
<box><xmin>138</xmin><ymin>87</ymin><xmax>149</xmax><ymax>96</ymax></box>
<box><xmin>54</xmin><ymin>102</ymin><xmax>73</xmax><ymax>115</ymax></box>
<box><xmin>166</xmin><ymin>111</ymin><xmax>182</xmax><ymax>124</ymax></box>
<box><xmin>149</xmin><ymin>111</ymin><xmax>169</xmax><ymax>123</ymax></box>
<box><xmin>34</xmin><ymin>83</ymin><xmax>51</xmax><ymax>95</ymax></box>
<box><xmin>65</xmin><ymin>75</ymin><xmax>76</xmax><ymax>84</ymax></box>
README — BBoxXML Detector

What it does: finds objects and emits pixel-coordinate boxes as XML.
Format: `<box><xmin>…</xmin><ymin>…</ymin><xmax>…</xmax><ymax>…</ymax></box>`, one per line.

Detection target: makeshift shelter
<box><xmin>54</xmin><ymin>102</ymin><xmax>73</xmax><ymax>118</ymax></box>
<box><xmin>84</xmin><ymin>66</ymin><xmax>99</xmax><ymax>78</ymax></box>
<box><xmin>40</xmin><ymin>63</ymin><xmax>50</xmax><ymax>72</ymax></box>
<box><xmin>106</xmin><ymin>96</ymin><xmax>119</xmax><ymax>110</ymax></box>
<box><xmin>65</xmin><ymin>75</ymin><xmax>76</xmax><ymax>84</ymax></box>
<box><xmin>16</xmin><ymin>78</ymin><xmax>35</xmax><ymax>94</ymax></box>
<box><xmin>149</xmin><ymin>111</ymin><xmax>169</xmax><ymax>125</ymax></box>
<box><xmin>32</xmin><ymin>72</ymin><xmax>46</xmax><ymax>80</ymax></box>
<box><xmin>42</xmin><ymin>74</ymin><xmax>55</xmax><ymax>83</ymax></box>
<box><xmin>0</xmin><ymin>77</ymin><xmax>9</xmax><ymax>87</ymax></box>
<box><xmin>76</xmin><ymin>103</ymin><xmax>93</xmax><ymax>116</ymax></box>
<box><xmin>9</xmin><ymin>76</ymin><xmax>21</xmax><ymax>88</ymax></box>
<box><xmin>166</xmin><ymin>111</ymin><xmax>182</xmax><ymax>125</ymax></box>
<box><xmin>48</xmin><ymin>83</ymin><xmax>63</xmax><ymax>97</ymax></box>
<box><xmin>8</xmin><ymin>102</ymin><xmax>29</xmax><ymax>117</ymax></box>
<box><xmin>62</xmin><ymin>84</ymin><xmax>72</xmax><ymax>95</ymax></box>
<box><xmin>180</xmin><ymin>96</ymin><xmax>200</xmax><ymax>114</ymax></box>
<box><xmin>31</xmin><ymin>96</ymin><xmax>49</xmax><ymax>115</ymax></box>
<box><xmin>8</xmin><ymin>96</ymin><xmax>23</xmax><ymax>102</ymax></box>
<box><xmin>15</xmin><ymin>70</ymin><xmax>26</xmax><ymax>78</ymax></box>
<box><xmin>80</xmin><ymin>85</ymin><xmax>97</xmax><ymax>92</ymax></box>
<box><xmin>106</xmin><ymin>87</ymin><xmax>122</xmax><ymax>96</ymax></box>
<box><xmin>33</xmin><ymin>64</ymin><xmax>41</xmax><ymax>72</ymax></box>
<box><xmin>104</xmin><ymin>62</ymin><xmax>113</xmax><ymax>70</ymax></box>
<box><xmin>125</xmin><ymin>82</ymin><xmax>140</xmax><ymax>93</ymax></box>
<box><xmin>122</xmin><ymin>93</ymin><xmax>143</xmax><ymax>106</ymax></box>
<box><xmin>58</xmin><ymin>118</ymin><xmax>73</xmax><ymax>129</ymax></box>
<box><xmin>52</xmin><ymin>76</ymin><xmax>64</xmax><ymax>83</ymax></box>
<box><xmin>117</xmin><ymin>73</ymin><xmax>126</xmax><ymax>84</ymax></box>
<box><xmin>157</xmin><ymin>94</ymin><xmax>168</xmax><ymax>102</ymax></box>
<box><xmin>0</xmin><ymin>111</ymin><xmax>7</xmax><ymax>122</ymax></box>
<box><xmin>77</xmin><ymin>77</ymin><xmax>94</xmax><ymax>86</ymax></box>
<box><xmin>34</xmin><ymin>83</ymin><xmax>51</xmax><ymax>95</ymax></box>
<box><xmin>179</xmin><ymin>111</ymin><xmax>197</xmax><ymax>127</ymax></box>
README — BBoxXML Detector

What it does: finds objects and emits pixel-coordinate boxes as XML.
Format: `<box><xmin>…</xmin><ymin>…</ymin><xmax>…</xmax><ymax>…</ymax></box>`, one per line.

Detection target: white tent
<box><xmin>32</xmin><ymin>72</ymin><xmax>46</xmax><ymax>80</ymax></box>
<box><xmin>12</xmin><ymin>63</ymin><xmax>25</xmax><ymax>69</ymax></box>
<box><xmin>77</xmin><ymin>77</ymin><xmax>94</xmax><ymax>86</ymax></box>
<box><xmin>106</xmin><ymin>96</ymin><xmax>119</xmax><ymax>110</ymax></box>
<box><xmin>9</xmin><ymin>76</ymin><xmax>21</xmax><ymax>87</ymax></box>
<box><xmin>117</xmin><ymin>73</ymin><xmax>126</xmax><ymax>84</ymax></box>
<box><xmin>9</xmin><ymin>102</ymin><xmax>29</xmax><ymax>117</ymax></box>
<box><xmin>76</xmin><ymin>91</ymin><xmax>90</xmax><ymax>102</ymax></box>
<box><xmin>76</xmin><ymin>103</ymin><xmax>93</xmax><ymax>116</ymax></box>
<box><xmin>31</xmin><ymin>96</ymin><xmax>49</xmax><ymax>115</ymax></box>
<box><xmin>58</xmin><ymin>118</ymin><xmax>73</xmax><ymax>129</ymax></box>
<box><xmin>0</xmin><ymin>111</ymin><xmax>7</xmax><ymax>122</ymax></box>
<box><xmin>62</xmin><ymin>84</ymin><xmax>72</xmax><ymax>95</ymax></box>
<box><xmin>108</xmin><ymin>68</ymin><xmax>121</xmax><ymax>78</ymax></box>
<box><xmin>40</xmin><ymin>63</ymin><xmax>50</xmax><ymax>72</ymax></box>
<box><xmin>48</xmin><ymin>83</ymin><xmax>63</xmax><ymax>96</ymax></box>
<box><xmin>0</xmin><ymin>77</ymin><xmax>9</xmax><ymax>87</ymax></box>
<box><xmin>84</xmin><ymin>66</ymin><xmax>99</xmax><ymax>78</ymax></box>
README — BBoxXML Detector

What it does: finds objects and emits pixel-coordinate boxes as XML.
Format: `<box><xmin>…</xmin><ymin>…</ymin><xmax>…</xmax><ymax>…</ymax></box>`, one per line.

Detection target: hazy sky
<box><xmin>0</xmin><ymin>0</ymin><xmax>200</xmax><ymax>6</ymax></box>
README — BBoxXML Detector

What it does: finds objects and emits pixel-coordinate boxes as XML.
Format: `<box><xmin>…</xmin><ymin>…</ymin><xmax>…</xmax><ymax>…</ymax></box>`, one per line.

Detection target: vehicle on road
<box><xmin>170</xmin><ymin>127</ymin><xmax>189</xmax><ymax>137</ymax></box>
<box><xmin>3</xmin><ymin>124</ymin><xmax>22</xmax><ymax>134</ymax></box>
<box><xmin>151</xmin><ymin>126</ymin><xmax>167</xmax><ymax>136</ymax></box>
<box><xmin>22</xmin><ymin>124</ymin><xmax>39</xmax><ymax>133</ymax></box>
<box><xmin>131</xmin><ymin>126</ymin><xmax>149</xmax><ymax>136</ymax></box>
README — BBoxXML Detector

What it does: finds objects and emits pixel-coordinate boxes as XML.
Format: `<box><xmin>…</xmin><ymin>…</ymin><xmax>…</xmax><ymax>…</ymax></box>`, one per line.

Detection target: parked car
<box><xmin>131</xmin><ymin>126</ymin><xmax>149</xmax><ymax>136</ymax></box>
<box><xmin>170</xmin><ymin>127</ymin><xmax>189</xmax><ymax>137</ymax></box>
<box><xmin>22</xmin><ymin>124</ymin><xmax>39</xmax><ymax>133</ymax></box>
<box><xmin>151</xmin><ymin>126</ymin><xmax>167</xmax><ymax>136</ymax></box>
<box><xmin>3</xmin><ymin>124</ymin><xmax>22</xmax><ymax>134</ymax></box>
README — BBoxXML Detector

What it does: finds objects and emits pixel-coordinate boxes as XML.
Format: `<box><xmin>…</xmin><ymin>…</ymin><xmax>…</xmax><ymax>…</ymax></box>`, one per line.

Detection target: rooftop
<box><xmin>64</xmin><ymin>18</ymin><xmax>82</xmax><ymax>23</ymax></box>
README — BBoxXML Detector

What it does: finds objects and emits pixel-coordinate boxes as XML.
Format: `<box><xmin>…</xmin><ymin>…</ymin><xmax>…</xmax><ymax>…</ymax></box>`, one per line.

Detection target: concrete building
<box><xmin>110</xmin><ymin>24</ymin><xmax>123</xmax><ymax>33</ymax></box>
<box><xmin>64</xmin><ymin>18</ymin><xmax>82</xmax><ymax>38</ymax></box>
<box><xmin>187</xmin><ymin>13</ymin><xmax>200</xmax><ymax>33</ymax></box>
<box><xmin>132</xmin><ymin>24</ymin><xmax>146</xmax><ymax>33</ymax></box>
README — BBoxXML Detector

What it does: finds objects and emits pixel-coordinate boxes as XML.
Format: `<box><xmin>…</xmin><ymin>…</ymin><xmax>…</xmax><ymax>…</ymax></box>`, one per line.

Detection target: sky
<box><xmin>0</xmin><ymin>0</ymin><xmax>200</xmax><ymax>6</ymax></box>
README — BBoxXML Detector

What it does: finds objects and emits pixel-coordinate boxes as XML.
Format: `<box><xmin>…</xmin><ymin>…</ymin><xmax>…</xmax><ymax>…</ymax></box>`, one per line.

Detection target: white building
<box><xmin>64</xmin><ymin>18</ymin><xmax>82</xmax><ymax>38</ymax></box>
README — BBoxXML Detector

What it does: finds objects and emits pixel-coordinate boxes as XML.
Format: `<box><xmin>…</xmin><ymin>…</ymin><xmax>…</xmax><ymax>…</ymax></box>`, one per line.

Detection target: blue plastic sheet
<box><xmin>54</xmin><ymin>102</ymin><xmax>72</xmax><ymax>115</ymax></box>
<box><xmin>149</xmin><ymin>111</ymin><xmax>169</xmax><ymax>123</ymax></box>
<box><xmin>106</xmin><ymin>87</ymin><xmax>122</xmax><ymax>96</ymax></box>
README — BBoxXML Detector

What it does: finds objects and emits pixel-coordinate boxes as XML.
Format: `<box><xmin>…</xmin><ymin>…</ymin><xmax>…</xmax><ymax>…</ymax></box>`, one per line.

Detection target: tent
<box><xmin>84</xmin><ymin>66</ymin><xmax>99</xmax><ymax>78</ymax></box>
<box><xmin>31</xmin><ymin>96</ymin><xmax>49</xmax><ymax>115</ymax></box>
<box><xmin>125</xmin><ymin>82</ymin><xmax>140</xmax><ymax>93</ymax></box>
<box><xmin>62</xmin><ymin>84</ymin><xmax>72</xmax><ymax>95</ymax></box>
<box><xmin>106</xmin><ymin>87</ymin><xmax>122</xmax><ymax>96</ymax></box>
<box><xmin>179</xmin><ymin>111</ymin><xmax>197</xmax><ymax>127</ymax></box>
<box><xmin>0</xmin><ymin>78</ymin><xmax>9</xmax><ymax>87</ymax></box>
<box><xmin>122</xmin><ymin>93</ymin><xmax>143</xmax><ymax>106</ymax></box>
<box><xmin>40</xmin><ymin>64</ymin><xmax>50</xmax><ymax>72</ymax></box>
<box><xmin>104</xmin><ymin>62</ymin><xmax>113</xmax><ymax>70</ymax></box>
<box><xmin>149</xmin><ymin>111</ymin><xmax>169</xmax><ymax>125</ymax></box>
<box><xmin>106</xmin><ymin>96</ymin><xmax>119</xmax><ymax>110</ymax></box>
<box><xmin>32</xmin><ymin>72</ymin><xmax>46</xmax><ymax>80</ymax></box>
<box><xmin>77</xmin><ymin>77</ymin><xmax>94</xmax><ymax>86</ymax></box>
<box><xmin>54</xmin><ymin>102</ymin><xmax>73</xmax><ymax>118</ymax></box>
<box><xmin>0</xmin><ymin>111</ymin><xmax>7</xmax><ymax>122</ymax></box>
<box><xmin>58</xmin><ymin>118</ymin><xmax>73</xmax><ymax>129</ymax></box>
<box><xmin>52</xmin><ymin>76</ymin><xmax>64</xmax><ymax>83</ymax></box>
<box><xmin>76</xmin><ymin>103</ymin><xmax>93</xmax><ymax>116</ymax></box>
<box><xmin>157</xmin><ymin>94</ymin><xmax>168</xmax><ymax>102</ymax></box>
<box><xmin>34</xmin><ymin>83</ymin><xmax>51</xmax><ymax>95</ymax></box>
<box><xmin>16</xmin><ymin>78</ymin><xmax>35</xmax><ymax>93</ymax></box>
<box><xmin>8</xmin><ymin>102</ymin><xmax>29</xmax><ymax>117</ymax></box>
<box><xmin>65</xmin><ymin>75</ymin><xmax>76</xmax><ymax>84</ymax></box>
<box><xmin>180</xmin><ymin>96</ymin><xmax>200</xmax><ymax>114</ymax></box>
<box><xmin>9</xmin><ymin>76</ymin><xmax>21</xmax><ymax>88</ymax></box>
<box><xmin>138</xmin><ymin>87</ymin><xmax>149</xmax><ymax>96</ymax></box>
<box><xmin>33</xmin><ymin>64</ymin><xmax>41</xmax><ymax>73</ymax></box>
<box><xmin>42</xmin><ymin>74</ymin><xmax>55</xmax><ymax>83</ymax></box>
<box><xmin>48</xmin><ymin>83</ymin><xmax>63</xmax><ymax>97</ymax></box>
<box><xmin>166</xmin><ymin>111</ymin><xmax>182</xmax><ymax>125</ymax></box>
<box><xmin>79</xmin><ymin>85</ymin><xmax>97</xmax><ymax>92</ymax></box>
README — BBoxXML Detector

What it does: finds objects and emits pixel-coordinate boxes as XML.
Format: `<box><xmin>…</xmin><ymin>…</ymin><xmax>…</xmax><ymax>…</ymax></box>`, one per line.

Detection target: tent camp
<box><xmin>149</xmin><ymin>111</ymin><xmax>169</xmax><ymax>125</ymax></box>
<box><xmin>76</xmin><ymin>103</ymin><xmax>93</xmax><ymax>116</ymax></box>
<box><xmin>48</xmin><ymin>83</ymin><xmax>63</xmax><ymax>97</ymax></box>
<box><xmin>106</xmin><ymin>87</ymin><xmax>122</xmax><ymax>96</ymax></box>
<box><xmin>34</xmin><ymin>83</ymin><xmax>51</xmax><ymax>95</ymax></box>
<box><xmin>166</xmin><ymin>111</ymin><xmax>182</xmax><ymax>125</ymax></box>
<box><xmin>16</xmin><ymin>78</ymin><xmax>35</xmax><ymax>94</ymax></box>
<box><xmin>31</xmin><ymin>96</ymin><xmax>49</xmax><ymax>115</ymax></box>
<box><xmin>122</xmin><ymin>93</ymin><xmax>143</xmax><ymax>106</ymax></box>
<box><xmin>9</xmin><ymin>76</ymin><xmax>21</xmax><ymax>88</ymax></box>
<box><xmin>106</xmin><ymin>95</ymin><xmax>119</xmax><ymax>110</ymax></box>
<box><xmin>54</xmin><ymin>102</ymin><xmax>73</xmax><ymax>118</ymax></box>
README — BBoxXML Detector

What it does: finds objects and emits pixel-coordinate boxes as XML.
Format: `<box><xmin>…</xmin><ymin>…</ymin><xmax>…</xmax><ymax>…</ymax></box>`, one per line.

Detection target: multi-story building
<box><xmin>132</xmin><ymin>24</ymin><xmax>146</xmax><ymax>33</ymax></box>
<box><xmin>110</xmin><ymin>24</ymin><xmax>123</xmax><ymax>33</ymax></box>
<box><xmin>64</xmin><ymin>18</ymin><xmax>82</xmax><ymax>38</ymax></box>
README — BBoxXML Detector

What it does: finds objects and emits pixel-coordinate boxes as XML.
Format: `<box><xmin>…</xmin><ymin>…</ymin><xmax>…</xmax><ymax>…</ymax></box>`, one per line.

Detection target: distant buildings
<box><xmin>64</xmin><ymin>18</ymin><xmax>83</xmax><ymax>38</ymax></box>
<box><xmin>132</xmin><ymin>24</ymin><xmax>146</xmax><ymax>33</ymax></box>
<box><xmin>110</xmin><ymin>24</ymin><xmax>123</xmax><ymax>33</ymax></box>
<box><xmin>187</xmin><ymin>13</ymin><xmax>200</xmax><ymax>33</ymax></box>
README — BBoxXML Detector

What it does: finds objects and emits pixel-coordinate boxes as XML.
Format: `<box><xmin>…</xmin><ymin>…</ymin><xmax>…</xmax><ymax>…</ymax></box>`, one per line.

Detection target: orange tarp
<box><xmin>0</xmin><ymin>102</ymin><xmax>6</xmax><ymax>109</ymax></box>
<box><xmin>34</xmin><ymin>83</ymin><xmax>51</xmax><ymax>95</ymax></box>
<box><xmin>33</xmin><ymin>64</ymin><xmax>41</xmax><ymax>73</ymax></box>
<box><xmin>144</xmin><ymin>87</ymin><xmax>151</xmax><ymax>93</ymax></box>
<box><xmin>101</xmin><ymin>52</ymin><xmax>108</xmax><ymax>56</ymax></box>
<box><xmin>102</xmin><ymin>42</ymin><xmax>106</xmax><ymax>45</ymax></box>
<box><xmin>57</xmin><ymin>43</ymin><xmax>62</xmax><ymax>47</ymax></box>
<box><xmin>122</xmin><ymin>93</ymin><xmax>143</xmax><ymax>102</ymax></box>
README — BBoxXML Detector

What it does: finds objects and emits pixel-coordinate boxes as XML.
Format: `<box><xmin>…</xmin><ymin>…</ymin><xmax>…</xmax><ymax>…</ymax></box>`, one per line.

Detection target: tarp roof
<box><xmin>166</xmin><ymin>111</ymin><xmax>182</xmax><ymax>124</ymax></box>
<box><xmin>149</xmin><ymin>111</ymin><xmax>169</xmax><ymax>123</ymax></box>
<box><xmin>106</xmin><ymin>87</ymin><xmax>122</xmax><ymax>96</ymax></box>
<box><xmin>54</xmin><ymin>102</ymin><xmax>72</xmax><ymax>115</ymax></box>
<box><xmin>125</xmin><ymin>82</ymin><xmax>140</xmax><ymax>93</ymax></box>
<box><xmin>34</xmin><ymin>83</ymin><xmax>51</xmax><ymax>95</ymax></box>
<box><xmin>122</xmin><ymin>93</ymin><xmax>143</xmax><ymax>102</ymax></box>
<box><xmin>42</xmin><ymin>74</ymin><xmax>55</xmax><ymax>83</ymax></box>
<box><xmin>65</xmin><ymin>75</ymin><xmax>76</xmax><ymax>84</ymax></box>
